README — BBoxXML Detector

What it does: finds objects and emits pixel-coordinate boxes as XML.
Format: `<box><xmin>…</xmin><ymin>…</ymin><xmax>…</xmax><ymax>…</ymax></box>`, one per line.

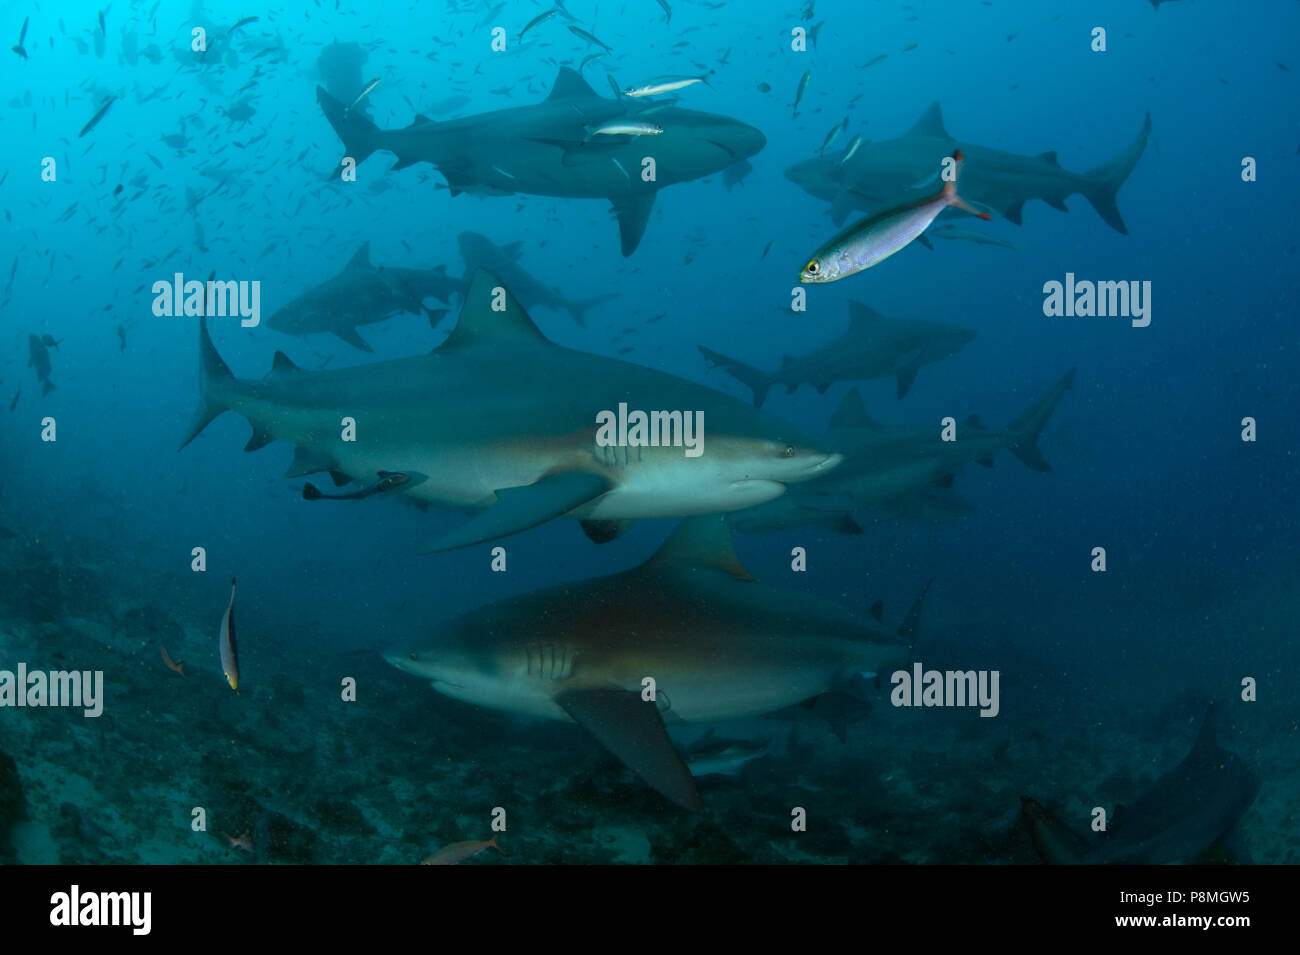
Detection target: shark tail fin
<box><xmin>1082</xmin><ymin>112</ymin><xmax>1151</xmax><ymax>235</ymax></box>
<box><xmin>1007</xmin><ymin>368</ymin><xmax>1076</xmax><ymax>472</ymax></box>
<box><xmin>179</xmin><ymin>317</ymin><xmax>234</xmax><ymax>451</ymax></box>
<box><xmin>567</xmin><ymin>293</ymin><xmax>617</xmax><ymax>327</ymax></box>
<box><xmin>317</xmin><ymin>85</ymin><xmax>382</xmax><ymax>170</ymax></box>
<box><xmin>697</xmin><ymin>345</ymin><xmax>773</xmax><ymax>406</ymax></box>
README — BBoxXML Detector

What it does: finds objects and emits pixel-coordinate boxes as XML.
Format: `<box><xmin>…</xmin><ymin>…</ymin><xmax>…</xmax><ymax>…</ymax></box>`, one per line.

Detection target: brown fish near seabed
<box><xmin>420</xmin><ymin>834</ymin><xmax>505</xmax><ymax>865</ymax></box>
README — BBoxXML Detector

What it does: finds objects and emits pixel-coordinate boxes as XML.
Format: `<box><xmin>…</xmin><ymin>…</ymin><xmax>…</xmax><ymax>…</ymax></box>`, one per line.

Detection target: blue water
<box><xmin>0</xmin><ymin>0</ymin><xmax>1296</xmax><ymax>864</ymax></box>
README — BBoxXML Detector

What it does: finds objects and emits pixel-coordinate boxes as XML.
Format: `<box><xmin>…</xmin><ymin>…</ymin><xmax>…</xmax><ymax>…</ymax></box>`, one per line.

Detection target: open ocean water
<box><xmin>0</xmin><ymin>0</ymin><xmax>1297</xmax><ymax>883</ymax></box>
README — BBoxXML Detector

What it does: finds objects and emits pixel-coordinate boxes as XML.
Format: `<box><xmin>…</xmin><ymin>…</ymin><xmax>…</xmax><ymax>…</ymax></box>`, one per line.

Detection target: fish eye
<box><xmin>804</xmin><ymin>260</ymin><xmax>819</xmax><ymax>275</ymax></box>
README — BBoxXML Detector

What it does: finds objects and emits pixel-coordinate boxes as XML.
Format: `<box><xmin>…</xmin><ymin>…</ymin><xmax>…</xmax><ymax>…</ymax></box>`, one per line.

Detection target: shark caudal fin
<box><xmin>1007</xmin><ymin>368</ymin><xmax>1076</xmax><ymax>472</ymax></box>
<box><xmin>178</xmin><ymin>317</ymin><xmax>235</xmax><ymax>451</ymax></box>
<box><xmin>566</xmin><ymin>293</ymin><xmax>618</xmax><ymax>327</ymax></box>
<box><xmin>697</xmin><ymin>345</ymin><xmax>774</xmax><ymax>406</ymax></box>
<box><xmin>1082</xmin><ymin>112</ymin><xmax>1151</xmax><ymax>235</ymax></box>
<box><xmin>316</xmin><ymin>85</ymin><xmax>382</xmax><ymax>171</ymax></box>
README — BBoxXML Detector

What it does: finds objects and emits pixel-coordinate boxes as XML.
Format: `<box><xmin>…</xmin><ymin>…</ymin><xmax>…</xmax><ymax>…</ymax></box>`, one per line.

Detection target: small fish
<box><xmin>579</xmin><ymin>51</ymin><xmax>606</xmax><ymax>72</ymax></box>
<box><xmin>838</xmin><ymin>133</ymin><xmax>864</xmax><ymax>166</ymax></box>
<box><xmin>346</xmin><ymin>77</ymin><xmax>380</xmax><ymax>114</ymax></box>
<box><xmin>760</xmin><ymin>239</ymin><xmax>773</xmax><ymax>260</ymax></box>
<box><xmin>567</xmin><ymin>25</ymin><xmax>611</xmax><ymax>53</ymax></box>
<box><xmin>221</xmin><ymin>831</ymin><xmax>254</xmax><ymax>852</ymax></box>
<box><xmin>79</xmin><ymin>96</ymin><xmax>116</xmax><ymax>138</ymax></box>
<box><xmin>303</xmin><ymin>471</ymin><xmax>412</xmax><ymax>501</ymax></box>
<box><xmin>861</xmin><ymin>54</ymin><xmax>887</xmax><ymax>68</ymax></box>
<box><xmin>519</xmin><ymin>9</ymin><xmax>556</xmax><ymax>41</ymax></box>
<box><xmin>818</xmin><ymin>122</ymin><xmax>842</xmax><ymax>156</ymax></box>
<box><xmin>757</xmin><ymin>82</ymin><xmax>771</xmax><ymax>93</ymax></box>
<box><xmin>623</xmin><ymin>75</ymin><xmax>708</xmax><ymax>97</ymax></box>
<box><xmin>160</xmin><ymin>645</ymin><xmax>185</xmax><ymax>676</ymax></box>
<box><xmin>929</xmin><ymin>224</ymin><xmax>1016</xmax><ymax>250</ymax></box>
<box><xmin>98</xmin><ymin>11</ymin><xmax>105</xmax><ymax>35</ymax></box>
<box><xmin>800</xmin><ymin>149</ymin><xmax>989</xmax><ymax>283</ymax></box>
<box><xmin>219</xmin><ymin>578</ymin><xmax>239</xmax><ymax>690</ymax></box>
<box><xmin>8</xmin><ymin>388</ymin><xmax>19</xmax><ymax>411</ymax></box>
<box><xmin>229</xmin><ymin>16</ymin><xmax>259</xmax><ymax>33</ymax></box>
<box><xmin>655</xmin><ymin>0</ymin><xmax>672</xmax><ymax>24</ymax></box>
<box><xmin>587</xmin><ymin>120</ymin><xmax>662</xmax><ymax>137</ymax></box>
<box><xmin>40</xmin><ymin>334</ymin><xmax>60</xmax><ymax>349</ymax></box>
<box><xmin>12</xmin><ymin>15</ymin><xmax>28</xmax><ymax>58</ymax></box>
<box><xmin>792</xmin><ymin>70</ymin><xmax>810</xmax><ymax>116</ymax></box>
<box><xmin>115</xmin><ymin>324</ymin><xmax>126</xmax><ymax>351</ymax></box>
<box><xmin>421</xmin><ymin>834</ymin><xmax>505</xmax><ymax>865</ymax></box>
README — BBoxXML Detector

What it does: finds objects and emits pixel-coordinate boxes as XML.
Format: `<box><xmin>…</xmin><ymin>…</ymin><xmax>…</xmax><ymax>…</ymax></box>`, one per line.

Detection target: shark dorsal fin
<box><xmin>906</xmin><ymin>102</ymin><xmax>950</xmax><ymax>140</ymax></box>
<box><xmin>547</xmin><ymin>66</ymin><xmax>602</xmax><ymax>102</ymax></box>
<box><xmin>270</xmin><ymin>351</ymin><xmax>301</xmax><ymax>377</ymax></box>
<box><xmin>644</xmin><ymin>515</ymin><xmax>756</xmax><ymax>581</ymax></box>
<box><xmin>847</xmin><ymin>300</ymin><xmax>889</xmax><ymax>329</ymax></box>
<box><xmin>412</xmin><ymin>113</ymin><xmax>434</xmax><ymax>125</ymax></box>
<box><xmin>829</xmin><ymin>387</ymin><xmax>880</xmax><ymax>431</ymax></box>
<box><xmin>1037</xmin><ymin>150</ymin><xmax>1061</xmax><ymax>167</ymax></box>
<box><xmin>346</xmin><ymin>242</ymin><xmax>371</xmax><ymax>271</ymax></box>
<box><xmin>440</xmin><ymin>270</ymin><xmax>550</xmax><ymax>349</ymax></box>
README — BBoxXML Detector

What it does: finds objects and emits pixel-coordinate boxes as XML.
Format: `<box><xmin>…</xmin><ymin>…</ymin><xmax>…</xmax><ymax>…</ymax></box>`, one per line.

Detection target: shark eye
<box><xmin>804</xmin><ymin>260</ymin><xmax>819</xmax><ymax>275</ymax></box>
<box><xmin>783</xmin><ymin>446</ymin><xmax>795</xmax><ymax>458</ymax></box>
<box><xmin>408</xmin><ymin>651</ymin><xmax>417</xmax><ymax>661</ymax></box>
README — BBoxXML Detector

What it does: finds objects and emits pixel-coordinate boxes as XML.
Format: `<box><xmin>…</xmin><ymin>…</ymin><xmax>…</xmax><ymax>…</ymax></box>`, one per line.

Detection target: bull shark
<box><xmin>181</xmin><ymin>271</ymin><xmax>841</xmax><ymax>551</ymax></box>
<box><xmin>730</xmin><ymin>369</ymin><xmax>1075</xmax><ymax>534</ymax></box>
<box><xmin>266</xmin><ymin>242</ymin><xmax>462</xmax><ymax>350</ymax></box>
<box><xmin>384</xmin><ymin>515</ymin><xmax>912</xmax><ymax>809</ymax></box>
<box><xmin>785</xmin><ymin>102</ymin><xmax>1151</xmax><ymax>233</ymax></box>
<box><xmin>457</xmin><ymin>231</ymin><xmax>615</xmax><ymax>327</ymax></box>
<box><xmin>699</xmin><ymin>300</ymin><xmax>978</xmax><ymax>403</ymax></box>
<box><xmin>317</xmin><ymin>67</ymin><xmax>766</xmax><ymax>255</ymax></box>
<box><xmin>1020</xmin><ymin>704</ymin><xmax>1259</xmax><ymax>864</ymax></box>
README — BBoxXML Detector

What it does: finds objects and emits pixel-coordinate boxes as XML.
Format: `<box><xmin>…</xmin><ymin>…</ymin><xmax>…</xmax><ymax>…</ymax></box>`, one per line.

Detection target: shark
<box><xmin>457</xmin><ymin>231</ymin><xmax>615</xmax><ymax>327</ymax></box>
<box><xmin>700</xmin><ymin>300</ymin><xmax>978</xmax><ymax>403</ymax></box>
<box><xmin>317</xmin><ymin>67</ymin><xmax>767</xmax><ymax>255</ymax></box>
<box><xmin>729</xmin><ymin>369</ymin><xmax>1075</xmax><ymax>534</ymax></box>
<box><xmin>1021</xmin><ymin>703</ymin><xmax>1259</xmax><ymax>864</ymax></box>
<box><xmin>785</xmin><ymin>102</ymin><xmax>1151</xmax><ymax>233</ymax></box>
<box><xmin>181</xmin><ymin>271</ymin><xmax>842</xmax><ymax>552</ymax></box>
<box><xmin>384</xmin><ymin>515</ymin><xmax>913</xmax><ymax>809</ymax></box>
<box><xmin>265</xmin><ymin>242</ymin><xmax>463</xmax><ymax>350</ymax></box>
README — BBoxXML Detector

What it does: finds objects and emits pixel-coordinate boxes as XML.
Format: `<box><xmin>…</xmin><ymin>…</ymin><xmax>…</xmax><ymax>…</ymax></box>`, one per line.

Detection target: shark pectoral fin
<box><xmin>244</xmin><ymin>429</ymin><xmax>274</xmax><ymax>452</ymax></box>
<box><xmin>644</xmin><ymin>515</ymin><xmax>757</xmax><ymax>581</ymax></box>
<box><xmin>390</xmin><ymin>156</ymin><xmax>419</xmax><ymax>171</ymax></box>
<box><xmin>556</xmin><ymin>688</ymin><xmax>701</xmax><ymax>811</ymax></box>
<box><xmin>1004</xmin><ymin>201</ymin><xmax>1025</xmax><ymax>226</ymax></box>
<box><xmin>285</xmin><ymin>446</ymin><xmax>333</xmax><ymax>478</ymax></box>
<box><xmin>422</xmin><ymin>471</ymin><xmax>614</xmax><ymax>553</ymax></box>
<box><xmin>829</xmin><ymin>190</ymin><xmax>857</xmax><ymax>227</ymax></box>
<box><xmin>917</xmin><ymin>232</ymin><xmax>934</xmax><ymax>251</ymax></box>
<box><xmin>579</xmin><ymin>519</ymin><xmax>630</xmax><ymax>544</ymax></box>
<box><xmin>330</xmin><ymin>326</ymin><xmax>372</xmax><ymax>351</ymax></box>
<box><xmin>896</xmin><ymin>360</ymin><xmax>921</xmax><ymax>399</ymax></box>
<box><xmin>612</xmin><ymin>192</ymin><xmax>657</xmax><ymax>257</ymax></box>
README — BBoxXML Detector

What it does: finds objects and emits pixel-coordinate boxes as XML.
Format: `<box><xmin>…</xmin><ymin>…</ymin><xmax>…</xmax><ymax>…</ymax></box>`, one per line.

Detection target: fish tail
<box><xmin>1007</xmin><ymin>368</ymin><xmax>1077</xmax><ymax>472</ymax></box>
<box><xmin>1082</xmin><ymin>112</ymin><xmax>1151</xmax><ymax>235</ymax></box>
<box><xmin>697</xmin><ymin>346</ymin><xmax>773</xmax><ymax>407</ymax></box>
<box><xmin>41</xmin><ymin>379</ymin><xmax>55</xmax><ymax>396</ymax></box>
<box><xmin>1019</xmin><ymin>796</ymin><xmax>1087</xmax><ymax>864</ymax></box>
<box><xmin>567</xmin><ymin>293</ymin><xmax>617</xmax><ymax>327</ymax></box>
<box><xmin>178</xmin><ymin>317</ymin><xmax>235</xmax><ymax>451</ymax></box>
<box><xmin>942</xmin><ymin>149</ymin><xmax>991</xmax><ymax>220</ymax></box>
<box><xmin>317</xmin><ymin>85</ymin><xmax>382</xmax><ymax>171</ymax></box>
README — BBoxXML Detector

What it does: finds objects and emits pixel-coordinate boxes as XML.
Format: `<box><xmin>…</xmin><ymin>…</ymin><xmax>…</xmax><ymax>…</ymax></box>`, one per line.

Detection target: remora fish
<box><xmin>786</xmin><ymin>102</ymin><xmax>1151</xmax><ymax>233</ymax></box>
<box><xmin>587</xmin><ymin>120</ymin><xmax>662</xmax><ymax>137</ymax></box>
<box><xmin>1021</xmin><ymin>703</ymin><xmax>1259</xmax><ymax>864</ymax></box>
<box><xmin>266</xmin><ymin>241</ymin><xmax>462</xmax><ymax>350</ymax></box>
<box><xmin>700</xmin><ymin>299</ymin><xmax>977</xmax><ymax>403</ymax></box>
<box><xmin>457</xmin><ymin>231</ymin><xmax>615</xmax><ymax>326</ymax></box>
<box><xmin>421</xmin><ymin>835</ymin><xmax>504</xmax><ymax>865</ymax></box>
<box><xmin>180</xmin><ymin>272</ymin><xmax>842</xmax><ymax>552</ymax></box>
<box><xmin>928</xmin><ymin>224</ymin><xmax>1017</xmax><ymax>249</ymax></box>
<box><xmin>385</xmin><ymin>516</ymin><xmax>912</xmax><ymax>809</ymax></box>
<box><xmin>219</xmin><ymin>578</ymin><xmax>238</xmax><ymax>690</ymax></box>
<box><xmin>623</xmin><ymin>75</ymin><xmax>708</xmax><ymax>98</ymax></box>
<box><xmin>316</xmin><ymin>67</ymin><xmax>766</xmax><ymax>255</ymax></box>
<box><xmin>801</xmin><ymin>149</ymin><xmax>988</xmax><ymax>283</ymax></box>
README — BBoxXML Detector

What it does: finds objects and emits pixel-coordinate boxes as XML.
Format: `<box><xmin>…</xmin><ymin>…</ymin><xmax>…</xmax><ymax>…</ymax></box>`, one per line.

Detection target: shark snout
<box><xmin>805</xmin><ymin>452</ymin><xmax>843</xmax><ymax>474</ymax></box>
